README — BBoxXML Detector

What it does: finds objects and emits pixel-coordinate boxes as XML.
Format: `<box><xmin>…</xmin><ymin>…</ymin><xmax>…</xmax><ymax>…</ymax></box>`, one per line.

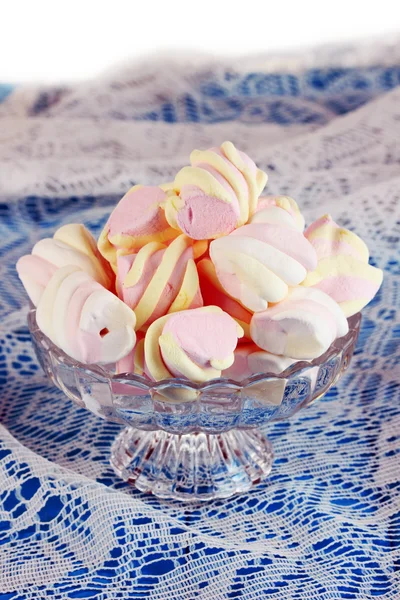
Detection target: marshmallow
<box><xmin>36</xmin><ymin>265</ymin><xmax>136</xmax><ymax>363</ymax></box>
<box><xmin>144</xmin><ymin>306</ymin><xmax>244</xmax><ymax>383</ymax></box>
<box><xmin>303</xmin><ymin>215</ymin><xmax>383</xmax><ymax>316</ymax></box>
<box><xmin>116</xmin><ymin>234</ymin><xmax>203</xmax><ymax>331</ymax></box>
<box><xmin>210</xmin><ymin>221</ymin><xmax>317</xmax><ymax>312</ymax></box>
<box><xmin>16</xmin><ymin>255</ymin><xmax>57</xmax><ymax>306</ymax></box>
<box><xmin>116</xmin><ymin>335</ymin><xmax>145</xmax><ymax>375</ymax></box>
<box><xmin>197</xmin><ymin>258</ymin><xmax>252</xmax><ymax>339</ymax></box>
<box><xmin>250</xmin><ymin>287</ymin><xmax>349</xmax><ymax>359</ymax></box>
<box><xmin>223</xmin><ymin>343</ymin><xmax>299</xmax><ymax>380</ymax></box>
<box><xmin>54</xmin><ymin>223</ymin><xmax>114</xmax><ymax>286</ymax></box>
<box><xmin>16</xmin><ymin>223</ymin><xmax>113</xmax><ymax>305</ymax></box>
<box><xmin>98</xmin><ymin>185</ymin><xmax>178</xmax><ymax>271</ymax></box>
<box><xmin>251</xmin><ymin>195</ymin><xmax>305</xmax><ymax>231</ymax></box>
<box><xmin>164</xmin><ymin>142</ymin><xmax>268</xmax><ymax>240</ymax></box>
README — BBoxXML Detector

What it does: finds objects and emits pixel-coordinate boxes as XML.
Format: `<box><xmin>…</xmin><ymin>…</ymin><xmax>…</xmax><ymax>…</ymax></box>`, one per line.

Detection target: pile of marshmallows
<box><xmin>17</xmin><ymin>142</ymin><xmax>383</xmax><ymax>384</ymax></box>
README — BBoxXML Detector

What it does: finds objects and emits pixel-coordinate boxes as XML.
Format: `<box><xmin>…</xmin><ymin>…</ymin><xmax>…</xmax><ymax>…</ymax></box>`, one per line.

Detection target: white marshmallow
<box><xmin>36</xmin><ymin>265</ymin><xmax>136</xmax><ymax>364</ymax></box>
<box><xmin>250</xmin><ymin>287</ymin><xmax>349</xmax><ymax>359</ymax></box>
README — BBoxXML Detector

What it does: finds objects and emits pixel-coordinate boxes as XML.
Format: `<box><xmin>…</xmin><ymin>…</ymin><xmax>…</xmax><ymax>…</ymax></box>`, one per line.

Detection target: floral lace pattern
<box><xmin>0</xmin><ymin>39</ymin><xmax>399</xmax><ymax>598</ymax></box>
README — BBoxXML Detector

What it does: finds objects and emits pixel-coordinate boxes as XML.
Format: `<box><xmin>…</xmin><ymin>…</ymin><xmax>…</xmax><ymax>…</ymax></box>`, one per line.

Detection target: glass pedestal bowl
<box><xmin>28</xmin><ymin>309</ymin><xmax>361</xmax><ymax>502</ymax></box>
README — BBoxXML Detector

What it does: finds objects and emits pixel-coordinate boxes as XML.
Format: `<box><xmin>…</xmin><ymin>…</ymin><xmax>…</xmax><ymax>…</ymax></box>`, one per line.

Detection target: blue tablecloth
<box><xmin>0</xmin><ymin>40</ymin><xmax>399</xmax><ymax>599</ymax></box>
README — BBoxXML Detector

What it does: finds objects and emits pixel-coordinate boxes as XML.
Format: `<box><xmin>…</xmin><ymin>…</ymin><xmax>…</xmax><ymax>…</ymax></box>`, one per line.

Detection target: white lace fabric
<box><xmin>0</xmin><ymin>38</ymin><xmax>399</xmax><ymax>599</ymax></box>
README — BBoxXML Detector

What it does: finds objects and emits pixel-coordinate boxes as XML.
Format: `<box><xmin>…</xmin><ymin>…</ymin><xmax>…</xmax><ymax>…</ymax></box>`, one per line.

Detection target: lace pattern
<box><xmin>0</xmin><ymin>39</ymin><xmax>399</xmax><ymax>598</ymax></box>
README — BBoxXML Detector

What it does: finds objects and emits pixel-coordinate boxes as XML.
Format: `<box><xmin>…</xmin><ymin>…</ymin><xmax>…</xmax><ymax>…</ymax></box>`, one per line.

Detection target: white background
<box><xmin>1</xmin><ymin>0</ymin><xmax>399</xmax><ymax>82</ymax></box>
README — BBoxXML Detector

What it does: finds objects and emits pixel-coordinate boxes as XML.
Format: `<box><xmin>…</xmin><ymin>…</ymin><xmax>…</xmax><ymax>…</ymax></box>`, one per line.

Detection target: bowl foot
<box><xmin>110</xmin><ymin>427</ymin><xmax>274</xmax><ymax>501</ymax></box>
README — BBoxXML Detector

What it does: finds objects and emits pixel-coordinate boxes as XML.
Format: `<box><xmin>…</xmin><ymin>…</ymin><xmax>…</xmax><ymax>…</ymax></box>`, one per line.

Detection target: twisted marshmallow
<box><xmin>164</xmin><ymin>142</ymin><xmax>268</xmax><ymax>240</ymax></box>
<box><xmin>223</xmin><ymin>343</ymin><xmax>298</xmax><ymax>380</ymax></box>
<box><xmin>250</xmin><ymin>287</ymin><xmax>349</xmax><ymax>359</ymax></box>
<box><xmin>98</xmin><ymin>185</ymin><xmax>178</xmax><ymax>271</ymax></box>
<box><xmin>210</xmin><ymin>214</ymin><xmax>317</xmax><ymax>312</ymax></box>
<box><xmin>36</xmin><ymin>265</ymin><xmax>136</xmax><ymax>363</ymax></box>
<box><xmin>251</xmin><ymin>195</ymin><xmax>305</xmax><ymax>231</ymax></box>
<box><xmin>144</xmin><ymin>306</ymin><xmax>244</xmax><ymax>382</ymax></box>
<box><xmin>17</xmin><ymin>224</ymin><xmax>113</xmax><ymax>305</ymax></box>
<box><xmin>302</xmin><ymin>215</ymin><xmax>383</xmax><ymax>317</ymax></box>
<box><xmin>116</xmin><ymin>234</ymin><xmax>203</xmax><ymax>331</ymax></box>
<box><xmin>197</xmin><ymin>258</ymin><xmax>252</xmax><ymax>339</ymax></box>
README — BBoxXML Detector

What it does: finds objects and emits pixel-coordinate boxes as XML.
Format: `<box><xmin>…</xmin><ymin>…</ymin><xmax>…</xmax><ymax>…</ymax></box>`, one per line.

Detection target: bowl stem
<box><xmin>110</xmin><ymin>427</ymin><xmax>274</xmax><ymax>501</ymax></box>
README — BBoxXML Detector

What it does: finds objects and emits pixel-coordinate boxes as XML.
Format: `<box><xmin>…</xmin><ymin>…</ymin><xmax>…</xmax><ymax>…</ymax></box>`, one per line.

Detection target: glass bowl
<box><xmin>28</xmin><ymin>309</ymin><xmax>361</xmax><ymax>502</ymax></box>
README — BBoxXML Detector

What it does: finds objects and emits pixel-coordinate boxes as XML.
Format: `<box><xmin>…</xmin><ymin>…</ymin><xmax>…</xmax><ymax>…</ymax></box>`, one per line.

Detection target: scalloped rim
<box><xmin>28</xmin><ymin>308</ymin><xmax>361</xmax><ymax>392</ymax></box>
